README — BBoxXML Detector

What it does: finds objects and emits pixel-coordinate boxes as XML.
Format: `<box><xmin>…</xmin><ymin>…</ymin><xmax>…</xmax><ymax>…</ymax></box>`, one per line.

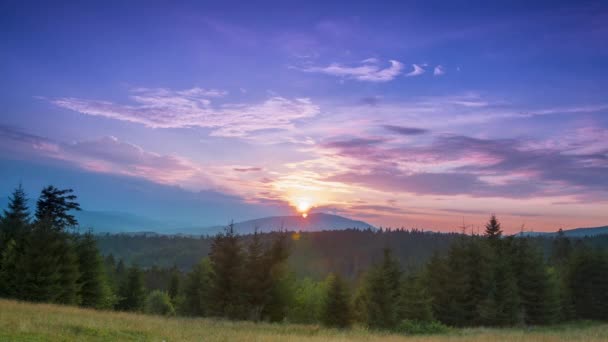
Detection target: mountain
<box><xmin>76</xmin><ymin>211</ymin><xmax>376</xmax><ymax>235</ymax></box>
<box><xmin>75</xmin><ymin>210</ymin><xmax>175</xmax><ymax>234</ymax></box>
<box><xmin>516</xmin><ymin>225</ymin><xmax>608</xmax><ymax>238</ymax></box>
<box><xmin>204</xmin><ymin>213</ymin><xmax>375</xmax><ymax>235</ymax></box>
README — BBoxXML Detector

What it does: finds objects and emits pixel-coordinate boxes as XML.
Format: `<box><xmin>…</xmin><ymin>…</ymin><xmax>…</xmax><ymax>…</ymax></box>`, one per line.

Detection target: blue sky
<box><xmin>1</xmin><ymin>1</ymin><xmax>607</xmax><ymax>232</ymax></box>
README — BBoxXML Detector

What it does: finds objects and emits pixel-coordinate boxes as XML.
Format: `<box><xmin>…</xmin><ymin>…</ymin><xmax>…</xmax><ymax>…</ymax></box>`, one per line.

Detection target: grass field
<box><xmin>2</xmin><ymin>299</ymin><xmax>608</xmax><ymax>341</ymax></box>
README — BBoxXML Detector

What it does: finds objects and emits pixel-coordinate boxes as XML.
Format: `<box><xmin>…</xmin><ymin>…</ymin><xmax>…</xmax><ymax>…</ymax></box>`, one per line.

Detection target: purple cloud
<box><xmin>50</xmin><ymin>88</ymin><xmax>319</xmax><ymax>138</ymax></box>
<box><xmin>383</xmin><ymin>125</ymin><xmax>429</xmax><ymax>136</ymax></box>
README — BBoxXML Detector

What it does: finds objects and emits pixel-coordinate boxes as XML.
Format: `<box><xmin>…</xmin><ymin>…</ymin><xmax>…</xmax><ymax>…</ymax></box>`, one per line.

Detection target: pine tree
<box><xmin>399</xmin><ymin>273</ymin><xmax>434</xmax><ymax>322</ymax></box>
<box><xmin>1</xmin><ymin>184</ymin><xmax>30</xmax><ymax>246</ymax></box>
<box><xmin>365</xmin><ymin>248</ymin><xmax>402</xmax><ymax>329</ymax></box>
<box><xmin>55</xmin><ymin>235</ymin><xmax>81</xmax><ymax>305</ymax></box>
<box><xmin>16</xmin><ymin>218</ymin><xmax>62</xmax><ymax>303</ymax></box>
<box><xmin>76</xmin><ymin>232</ymin><xmax>109</xmax><ymax>308</ymax></box>
<box><xmin>168</xmin><ymin>270</ymin><xmax>180</xmax><ymax>302</ymax></box>
<box><xmin>424</xmin><ymin>253</ymin><xmax>451</xmax><ymax>324</ymax></box>
<box><xmin>35</xmin><ymin>186</ymin><xmax>81</xmax><ymax>231</ymax></box>
<box><xmin>513</xmin><ymin>238</ymin><xmax>559</xmax><ymax>325</ymax></box>
<box><xmin>484</xmin><ymin>214</ymin><xmax>502</xmax><ymax>242</ymax></box>
<box><xmin>181</xmin><ymin>258</ymin><xmax>212</xmax><ymax>316</ymax></box>
<box><xmin>483</xmin><ymin>255</ymin><xmax>521</xmax><ymax>326</ymax></box>
<box><xmin>0</xmin><ymin>239</ymin><xmax>19</xmax><ymax>298</ymax></box>
<box><xmin>209</xmin><ymin>222</ymin><xmax>245</xmax><ymax>319</ymax></box>
<box><xmin>321</xmin><ymin>273</ymin><xmax>352</xmax><ymax>328</ymax></box>
<box><xmin>261</xmin><ymin>231</ymin><xmax>292</xmax><ymax>322</ymax></box>
<box><xmin>117</xmin><ymin>265</ymin><xmax>146</xmax><ymax>312</ymax></box>
<box><xmin>551</xmin><ymin>229</ymin><xmax>571</xmax><ymax>267</ymax></box>
<box><xmin>565</xmin><ymin>248</ymin><xmax>608</xmax><ymax>320</ymax></box>
<box><xmin>243</xmin><ymin>230</ymin><xmax>272</xmax><ymax>321</ymax></box>
<box><xmin>441</xmin><ymin>240</ymin><xmax>474</xmax><ymax>326</ymax></box>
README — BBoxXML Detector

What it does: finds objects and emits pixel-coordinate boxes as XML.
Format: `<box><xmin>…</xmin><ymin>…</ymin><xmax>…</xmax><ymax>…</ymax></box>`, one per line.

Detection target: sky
<box><xmin>1</xmin><ymin>1</ymin><xmax>607</xmax><ymax>233</ymax></box>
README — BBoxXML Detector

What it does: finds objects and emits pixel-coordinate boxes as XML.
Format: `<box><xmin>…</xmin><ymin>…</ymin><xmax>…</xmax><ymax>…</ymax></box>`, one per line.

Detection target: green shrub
<box><xmin>397</xmin><ymin>319</ymin><xmax>450</xmax><ymax>335</ymax></box>
<box><xmin>144</xmin><ymin>290</ymin><xmax>175</xmax><ymax>316</ymax></box>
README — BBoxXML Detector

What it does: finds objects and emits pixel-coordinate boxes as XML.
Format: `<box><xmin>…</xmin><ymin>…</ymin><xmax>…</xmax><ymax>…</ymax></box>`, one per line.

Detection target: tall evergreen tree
<box><xmin>35</xmin><ymin>186</ymin><xmax>81</xmax><ymax>231</ymax></box>
<box><xmin>441</xmin><ymin>239</ymin><xmax>474</xmax><ymax>326</ymax></box>
<box><xmin>55</xmin><ymin>235</ymin><xmax>81</xmax><ymax>305</ymax></box>
<box><xmin>321</xmin><ymin>273</ymin><xmax>352</xmax><ymax>328</ymax></box>
<box><xmin>0</xmin><ymin>239</ymin><xmax>19</xmax><ymax>298</ymax></box>
<box><xmin>1</xmin><ymin>184</ymin><xmax>30</xmax><ymax>246</ymax></box>
<box><xmin>484</xmin><ymin>214</ymin><xmax>502</xmax><ymax>241</ymax></box>
<box><xmin>15</xmin><ymin>218</ymin><xmax>62</xmax><ymax>303</ymax></box>
<box><xmin>76</xmin><ymin>232</ymin><xmax>110</xmax><ymax>308</ymax></box>
<box><xmin>117</xmin><ymin>265</ymin><xmax>146</xmax><ymax>312</ymax></box>
<box><xmin>243</xmin><ymin>230</ymin><xmax>272</xmax><ymax>321</ymax></box>
<box><xmin>209</xmin><ymin>222</ymin><xmax>245</xmax><ymax>319</ymax></box>
<box><xmin>424</xmin><ymin>252</ymin><xmax>451</xmax><ymax>324</ymax></box>
<box><xmin>365</xmin><ymin>248</ymin><xmax>402</xmax><ymax>329</ymax></box>
<box><xmin>181</xmin><ymin>258</ymin><xmax>212</xmax><ymax>316</ymax></box>
<box><xmin>168</xmin><ymin>270</ymin><xmax>180</xmax><ymax>302</ymax></box>
<box><xmin>565</xmin><ymin>248</ymin><xmax>608</xmax><ymax>320</ymax></box>
<box><xmin>399</xmin><ymin>273</ymin><xmax>434</xmax><ymax>322</ymax></box>
<box><xmin>513</xmin><ymin>238</ymin><xmax>560</xmax><ymax>325</ymax></box>
<box><xmin>551</xmin><ymin>229</ymin><xmax>572</xmax><ymax>268</ymax></box>
<box><xmin>262</xmin><ymin>231</ymin><xmax>292</xmax><ymax>322</ymax></box>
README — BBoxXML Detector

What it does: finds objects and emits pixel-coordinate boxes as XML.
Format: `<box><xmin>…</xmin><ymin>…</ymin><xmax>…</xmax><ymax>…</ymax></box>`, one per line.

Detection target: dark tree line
<box><xmin>2</xmin><ymin>185</ymin><xmax>608</xmax><ymax>331</ymax></box>
<box><xmin>0</xmin><ymin>185</ymin><xmax>110</xmax><ymax>308</ymax></box>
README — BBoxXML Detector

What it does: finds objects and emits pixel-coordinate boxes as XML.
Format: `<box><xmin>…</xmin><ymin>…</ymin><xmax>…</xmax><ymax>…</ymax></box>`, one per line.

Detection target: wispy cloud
<box><xmin>297</xmin><ymin>59</ymin><xmax>404</xmax><ymax>82</ymax></box>
<box><xmin>405</xmin><ymin>64</ymin><xmax>425</xmax><ymax>77</ymax></box>
<box><xmin>433</xmin><ymin>65</ymin><xmax>445</xmax><ymax>76</ymax></box>
<box><xmin>50</xmin><ymin>88</ymin><xmax>319</xmax><ymax>138</ymax></box>
<box><xmin>0</xmin><ymin>126</ymin><xmax>210</xmax><ymax>187</ymax></box>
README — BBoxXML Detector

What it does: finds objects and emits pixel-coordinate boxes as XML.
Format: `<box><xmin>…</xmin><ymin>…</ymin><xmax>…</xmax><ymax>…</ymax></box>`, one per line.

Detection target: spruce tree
<box><xmin>261</xmin><ymin>231</ymin><xmax>291</xmax><ymax>322</ymax></box>
<box><xmin>117</xmin><ymin>265</ymin><xmax>146</xmax><ymax>311</ymax></box>
<box><xmin>76</xmin><ymin>232</ymin><xmax>109</xmax><ymax>308</ymax></box>
<box><xmin>484</xmin><ymin>214</ymin><xmax>502</xmax><ymax>242</ymax></box>
<box><xmin>424</xmin><ymin>253</ymin><xmax>451</xmax><ymax>324</ymax></box>
<box><xmin>442</xmin><ymin>240</ymin><xmax>474</xmax><ymax>326</ymax></box>
<box><xmin>181</xmin><ymin>258</ymin><xmax>212</xmax><ymax>316</ymax></box>
<box><xmin>209</xmin><ymin>222</ymin><xmax>245</xmax><ymax>319</ymax></box>
<box><xmin>566</xmin><ymin>248</ymin><xmax>608</xmax><ymax>320</ymax></box>
<box><xmin>35</xmin><ymin>186</ymin><xmax>81</xmax><ymax>231</ymax></box>
<box><xmin>168</xmin><ymin>270</ymin><xmax>180</xmax><ymax>302</ymax></box>
<box><xmin>55</xmin><ymin>235</ymin><xmax>81</xmax><ymax>305</ymax></box>
<box><xmin>513</xmin><ymin>238</ymin><xmax>559</xmax><ymax>325</ymax></box>
<box><xmin>399</xmin><ymin>273</ymin><xmax>434</xmax><ymax>322</ymax></box>
<box><xmin>1</xmin><ymin>184</ymin><xmax>30</xmax><ymax>245</ymax></box>
<box><xmin>16</xmin><ymin>218</ymin><xmax>62</xmax><ymax>303</ymax></box>
<box><xmin>0</xmin><ymin>239</ymin><xmax>19</xmax><ymax>298</ymax></box>
<box><xmin>365</xmin><ymin>248</ymin><xmax>402</xmax><ymax>329</ymax></box>
<box><xmin>322</xmin><ymin>273</ymin><xmax>352</xmax><ymax>328</ymax></box>
<box><xmin>243</xmin><ymin>230</ymin><xmax>272</xmax><ymax>321</ymax></box>
<box><xmin>551</xmin><ymin>229</ymin><xmax>571</xmax><ymax>268</ymax></box>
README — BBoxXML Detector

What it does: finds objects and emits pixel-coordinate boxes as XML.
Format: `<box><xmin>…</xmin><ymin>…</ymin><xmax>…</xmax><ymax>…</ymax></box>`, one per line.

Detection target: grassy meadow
<box><xmin>1</xmin><ymin>299</ymin><xmax>608</xmax><ymax>342</ymax></box>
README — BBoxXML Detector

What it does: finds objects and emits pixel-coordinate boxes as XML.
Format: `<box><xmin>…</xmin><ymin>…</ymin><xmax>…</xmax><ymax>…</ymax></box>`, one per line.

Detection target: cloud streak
<box><xmin>298</xmin><ymin>59</ymin><xmax>404</xmax><ymax>82</ymax></box>
<box><xmin>405</xmin><ymin>64</ymin><xmax>425</xmax><ymax>77</ymax></box>
<box><xmin>51</xmin><ymin>88</ymin><xmax>319</xmax><ymax>138</ymax></box>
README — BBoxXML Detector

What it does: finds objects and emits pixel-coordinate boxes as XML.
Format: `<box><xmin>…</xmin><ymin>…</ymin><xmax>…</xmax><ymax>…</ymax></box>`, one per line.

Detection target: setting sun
<box><xmin>296</xmin><ymin>200</ymin><xmax>312</xmax><ymax>218</ymax></box>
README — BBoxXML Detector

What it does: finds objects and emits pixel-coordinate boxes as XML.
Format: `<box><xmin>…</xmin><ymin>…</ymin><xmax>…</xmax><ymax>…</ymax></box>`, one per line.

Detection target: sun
<box><xmin>296</xmin><ymin>200</ymin><xmax>312</xmax><ymax>218</ymax></box>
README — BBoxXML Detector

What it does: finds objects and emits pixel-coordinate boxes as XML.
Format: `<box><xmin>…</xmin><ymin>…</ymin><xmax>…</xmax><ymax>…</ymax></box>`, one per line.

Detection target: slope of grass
<box><xmin>1</xmin><ymin>299</ymin><xmax>608</xmax><ymax>341</ymax></box>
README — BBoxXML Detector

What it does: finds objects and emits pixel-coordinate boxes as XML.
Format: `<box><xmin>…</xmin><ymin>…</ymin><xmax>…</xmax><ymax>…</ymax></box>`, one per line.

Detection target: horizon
<box><xmin>1</xmin><ymin>1</ymin><xmax>607</xmax><ymax>233</ymax></box>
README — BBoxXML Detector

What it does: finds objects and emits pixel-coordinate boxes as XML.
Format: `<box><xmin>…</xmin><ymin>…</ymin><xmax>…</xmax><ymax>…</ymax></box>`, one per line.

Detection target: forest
<box><xmin>1</xmin><ymin>184</ymin><xmax>608</xmax><ymax>333</ymax></box>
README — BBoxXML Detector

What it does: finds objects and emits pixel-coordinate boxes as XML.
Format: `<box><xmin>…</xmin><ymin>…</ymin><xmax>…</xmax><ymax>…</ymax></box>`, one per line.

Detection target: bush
<box><xmin>144</xmin><ymin>290</ymin><xmax>175</xmax><ymax>316</ymax></box>
<box><xmin>397</xmin><ymin>319</ymin><xmax>450</xmax><ymax>335</ymax></box>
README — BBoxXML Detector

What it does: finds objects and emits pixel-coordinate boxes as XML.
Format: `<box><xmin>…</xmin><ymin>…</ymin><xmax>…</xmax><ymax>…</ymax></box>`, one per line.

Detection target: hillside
<box><xmin>208</xmin><ymin>212</ymin><xmax>375</xmax><ymax>234</ymax></box>
<box><xmin>2</xmin><ymin>299</ymin><xmax>608</xmax><ymax>342</ymax></box>
<box><xmin>517</xmin><ymin>226</ymin><xmax>608</xmax><ymax>238</ymax></box>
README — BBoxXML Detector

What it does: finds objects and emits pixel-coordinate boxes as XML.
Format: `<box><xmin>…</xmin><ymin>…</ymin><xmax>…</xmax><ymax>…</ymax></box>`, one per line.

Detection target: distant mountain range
<box><xmin>204</xmin><ymin>213</ymin><xmax>376</xmax><ymax>235</ymax></box>
<box><xmin>516</xmin><ymin>226</ymin><xmax>608</xmax><ymax>238</ymax></box>
<box><xmin>78</xmin><ymin>211</ymin><xmax>374</xmax><ymax>235</ymax></box>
